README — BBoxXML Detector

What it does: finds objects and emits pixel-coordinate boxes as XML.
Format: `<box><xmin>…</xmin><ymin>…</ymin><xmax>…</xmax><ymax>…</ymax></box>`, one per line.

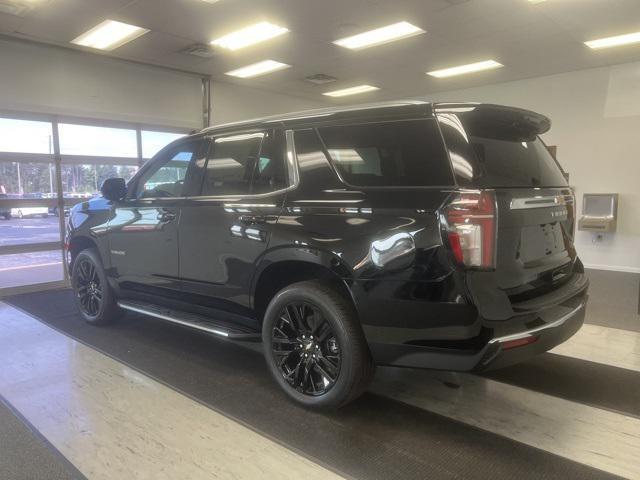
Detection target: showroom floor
<box><xmin>0</xmin><ymin>270</ymin><xmax>638</xmax><ymax>480</ymax></box>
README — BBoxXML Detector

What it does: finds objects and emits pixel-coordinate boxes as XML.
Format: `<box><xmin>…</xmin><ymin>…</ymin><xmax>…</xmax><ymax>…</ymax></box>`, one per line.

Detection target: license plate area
<box><xmin>520</xmin><ymin>223</ymin><xmax>564</xmax><ymax>264</ymax></box>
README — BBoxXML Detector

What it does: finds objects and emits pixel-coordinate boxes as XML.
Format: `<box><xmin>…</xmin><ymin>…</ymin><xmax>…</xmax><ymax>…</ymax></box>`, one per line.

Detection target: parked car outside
<box><xmin>66</xmin><ymin>101</ymin><xmax>588</xmax><ymax>409</ymax></box>
<box><xmin>10</xmin><ymin>206</ymin><xmax>49</xmax><ymax>218</ymax></box>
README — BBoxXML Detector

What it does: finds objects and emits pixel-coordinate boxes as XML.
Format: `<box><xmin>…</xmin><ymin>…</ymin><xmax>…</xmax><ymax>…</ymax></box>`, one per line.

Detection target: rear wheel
<box><xmin>71</xmin><ymin>248</ymin><xmax>122</xmax><ymax>325</ymax></box>
<box><xmin>262</xmin><ymin>280</ymin><xmax>374</xmax><ymax>409</ymax></box>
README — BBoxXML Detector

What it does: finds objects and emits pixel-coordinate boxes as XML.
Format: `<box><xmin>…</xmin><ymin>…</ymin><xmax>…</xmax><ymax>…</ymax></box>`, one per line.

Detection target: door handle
<box><xmin>239</xmin><ymin>214</ymin><xmax>266</xmax><ymax>225</ymax></box>
<box><xmin>157</xmin><ymin>211</ymin><xmax>177</xmax><ymax>222</ymax></box>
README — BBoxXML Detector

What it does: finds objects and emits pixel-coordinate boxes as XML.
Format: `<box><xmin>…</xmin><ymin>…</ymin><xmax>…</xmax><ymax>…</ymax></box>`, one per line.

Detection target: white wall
<box><xmin>422</xmin><ymin>63</ymin><xmax>640</xmax><ymax>273</ymax></box>
<box><xmin>211</xmin><ymin>81</ymin><xmax>326</xmax><ymax>125</ymax></box>
<box><xmin>0</xmin><ymin>39</ymin><xmax>203</xmax><ymax>129</ymax></box>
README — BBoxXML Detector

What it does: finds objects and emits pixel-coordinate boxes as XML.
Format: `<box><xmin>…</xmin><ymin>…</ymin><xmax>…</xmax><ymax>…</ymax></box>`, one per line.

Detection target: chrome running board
<box><xmin>117</xmin><ymin>300</ymin><xmax>260</xmax><ymax>341</ymax></box>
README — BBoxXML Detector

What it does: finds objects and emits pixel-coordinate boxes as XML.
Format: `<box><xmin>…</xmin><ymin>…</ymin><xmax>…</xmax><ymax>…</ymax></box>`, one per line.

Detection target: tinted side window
<box><xmin>293</xmin><ymin>129</ymin><xmax>343</xmax><ymax>189</ymax></box>
<box><xmin>136</xmin><ymin>141</ymin><xmax>202</xmax><ymax>198</ymax></box>
<box><xmin>252</xmin><ymin>130</ymin><xmax>287</xmax><ymax>194</ymax></box>
<box><xmin>202</xmin><ymin>133</ymin><xmax>263</xmax><ymax>196</ymax></box>
<box><xmin>317</xmin><ymin>120</ymin><xmax>452</xmax><ymax>187</ymax></box>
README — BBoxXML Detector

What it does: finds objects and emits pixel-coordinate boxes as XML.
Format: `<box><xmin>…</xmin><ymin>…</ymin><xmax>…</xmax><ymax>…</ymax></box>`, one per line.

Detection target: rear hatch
<box><xmin>436</xmin><ymin>104</ymin><xmax>585</xmax><ymax>319</ymax></box>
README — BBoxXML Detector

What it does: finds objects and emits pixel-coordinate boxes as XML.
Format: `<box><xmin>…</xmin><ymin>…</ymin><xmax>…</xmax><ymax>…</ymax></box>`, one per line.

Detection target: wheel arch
<box><xmin>67</xmin><ymin>235</ymin><xmax>99</xmax><ymax>270</ymax></box>
<box><xmin>251</xmin><ymin>247</ymin><xmax>357</xmax><ymax>325</ymax></box>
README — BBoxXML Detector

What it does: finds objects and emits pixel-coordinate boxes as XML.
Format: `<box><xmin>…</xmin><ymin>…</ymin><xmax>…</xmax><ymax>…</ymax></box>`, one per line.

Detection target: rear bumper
<box><xmin>367</xmin><ymin>291</ymin><xmax>587</xmax><ymax>371</ymax></box>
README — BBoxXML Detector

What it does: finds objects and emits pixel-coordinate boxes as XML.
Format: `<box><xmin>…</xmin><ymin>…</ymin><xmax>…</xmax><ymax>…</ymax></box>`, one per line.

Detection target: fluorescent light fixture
<box><xmin>211</xmin><ymin>21</ymin><xmax>288</xmax><ymax>50</ymax></box>
<box><xmin>71</xmin><ymin>20</ymin><xmax>149</xmax><ymax>51</ymax></box>
<box><xmin>333</xmin><ymin>21</ymin><xmax>425</xmax><ymax>50</ymax></box>
<box><xmin>323</xmin><ymin>85</ymin><xmax>380</xmax><ymax>97</ymax></box>
<box><xmin>427</xmin><ymin>60</ymin><xmax>503</xmax><ymax>78</ymax></box>
<box><xmin>584</xmin><ymin>31</ymin><xmax>640</xmax><ymax>50</ymax></box>
<box><xmin>225</xmin><ymin>60</ymin><xmax>290</xmax><ymax>78</ymax></box>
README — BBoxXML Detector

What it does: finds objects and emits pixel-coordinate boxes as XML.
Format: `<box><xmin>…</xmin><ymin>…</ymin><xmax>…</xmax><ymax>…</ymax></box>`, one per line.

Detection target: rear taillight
<box><xmin>444</xmin><ymin>190</ymin><xmax>497</xmax><ymax>269</ymax></box>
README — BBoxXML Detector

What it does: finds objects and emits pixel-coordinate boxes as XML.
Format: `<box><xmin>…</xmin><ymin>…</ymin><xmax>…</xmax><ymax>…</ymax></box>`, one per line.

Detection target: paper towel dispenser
<box><xmin>578</xmin><ymin>193</ymin><xmax>618</xmax><ymax>233</ymax></box>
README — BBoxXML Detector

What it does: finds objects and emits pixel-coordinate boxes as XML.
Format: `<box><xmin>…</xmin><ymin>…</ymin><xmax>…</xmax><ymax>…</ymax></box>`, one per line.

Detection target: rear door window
<box><xmin>437</xmin><ymin>110</ymin><xmax>568</xmax><ymax>188</ymax></box>
<box><xmin>317</xmin><ymin>120</ymin><xmax>453</xmax><ymax>187</ymax></box>
<box><xmin>202</xmin><ymin>132</ymin><xmax>264</xmax><ymax>196</ymax></box>
<box><xmin>252</xmin><ymin>130</ymin><xmax>287</xmax><ymax>194</ymax></box>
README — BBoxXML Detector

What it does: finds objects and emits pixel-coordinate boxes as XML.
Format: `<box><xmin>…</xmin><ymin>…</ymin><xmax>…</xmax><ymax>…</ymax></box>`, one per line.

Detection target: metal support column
<box><xmin>51</xmin><ymin>117</ymin><xmax>68</xmax><ymax>282</ymax></box>
<box><xmin>136</xmin><ymin>126</ymin><xmax>144</xmax><ymax>167</ymax></box>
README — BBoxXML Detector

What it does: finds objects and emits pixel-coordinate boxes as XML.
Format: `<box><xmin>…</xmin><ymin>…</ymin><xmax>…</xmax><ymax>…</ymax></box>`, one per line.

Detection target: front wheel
<box><xmin>262</xmin><ymin>280</ymin><xmax>374</xmax><ymax>409</ymax></box>
<box><xmin>71</xmin><ymin>248</ymin><xmax>122</xmax><ymax>325</ymax></box>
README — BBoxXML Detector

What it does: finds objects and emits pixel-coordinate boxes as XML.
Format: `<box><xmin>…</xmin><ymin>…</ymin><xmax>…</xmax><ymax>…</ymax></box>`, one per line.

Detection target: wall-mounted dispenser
<box><xmin>578</xmin><ymin>193</ymin><xmax>618</xmax><ymax>233</ymax></box>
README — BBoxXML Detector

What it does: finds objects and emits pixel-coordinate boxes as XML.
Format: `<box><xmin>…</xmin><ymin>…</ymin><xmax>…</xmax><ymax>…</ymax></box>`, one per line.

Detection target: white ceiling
<box><xmin>2</xmin><ymin>0</ymin><xmax>640</xmax><ymax>103</ymax></box>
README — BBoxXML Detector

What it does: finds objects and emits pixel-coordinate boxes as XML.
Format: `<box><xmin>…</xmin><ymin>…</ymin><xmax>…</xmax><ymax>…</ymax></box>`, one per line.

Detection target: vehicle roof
<box><xmin>197</xmin><ymin>101</ymin><xmax>550</xmax><ymax>135</ymax></box>
<box><xmin>201</xmin><ymin>100</ymin><xmax>434</xmax><ymax>134</ymax></box>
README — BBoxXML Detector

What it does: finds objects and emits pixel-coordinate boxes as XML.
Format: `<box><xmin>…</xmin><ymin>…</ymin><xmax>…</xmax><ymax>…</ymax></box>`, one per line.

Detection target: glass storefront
<box><xmin>0</xmin><ymin>114</ymin><xmax>187</xmax><ymax>292</ymax></box>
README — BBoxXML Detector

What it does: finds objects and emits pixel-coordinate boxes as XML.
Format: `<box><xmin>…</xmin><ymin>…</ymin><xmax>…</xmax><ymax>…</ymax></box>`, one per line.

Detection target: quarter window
<box><xmin>317</xmin><ymin>120</ymin><xmax>453</xmax><ymax>187</ymax></box>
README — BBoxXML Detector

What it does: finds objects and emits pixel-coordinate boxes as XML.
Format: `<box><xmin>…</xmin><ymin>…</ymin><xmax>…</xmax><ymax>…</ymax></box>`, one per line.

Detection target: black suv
<box><xmin>67</xmin><ymin>101</ymin><xmax>588</xmax><ymax>409</ymax></box>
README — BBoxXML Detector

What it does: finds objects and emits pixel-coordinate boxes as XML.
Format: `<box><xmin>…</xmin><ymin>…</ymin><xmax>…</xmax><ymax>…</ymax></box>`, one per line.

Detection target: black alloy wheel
<box><xmin>71</xmin><ymin>248</ymin><xmax>121</xmax><ymax>325</ymax></box>
<box><xmin>272</xmin><ymin>302</ymin><xmax>341</xmax><ymax>396</ymax></box>
<box><xmin>75</xmin><ymin>257</ymin><xmax>103</xmax><ymax>317</ymax></box>
<box><xmin>263</xmin><ymin>280</ymin><xmax>374</xmax><ymax>409</ymax></box>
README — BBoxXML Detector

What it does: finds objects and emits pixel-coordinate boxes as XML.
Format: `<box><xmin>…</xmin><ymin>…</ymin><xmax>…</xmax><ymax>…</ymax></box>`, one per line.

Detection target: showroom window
<box><xmin>141</xmin><ymin>130</ymin><xmax>186</xmax><ymax>159</ymax></box>
<box><xmin>61</xmin><ymin>164</ymin><xmax>138</xmax><ymax>196</ymax></box>
<box><xmin>0</xmin><ymin>118</ymin><xmax>53</xmax><ymax>154</ymax></box>
<box><xmin>59</xmin><ymin>123</ymin><xmax>138</xmax><ymax>157</ymax></box>
<box><xmin>0</xmin><ymin>113</ymin><xmax>188</xmax><ymax>294</ymax></box>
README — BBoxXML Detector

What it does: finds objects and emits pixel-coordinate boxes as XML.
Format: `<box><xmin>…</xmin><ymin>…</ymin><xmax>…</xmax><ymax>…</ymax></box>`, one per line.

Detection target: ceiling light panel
<box><xmin>323</xmin><ymin>85</ymin><xmax>380</xmax><ymax>97</ymax></box>
<box><xmin>71</xmin><ymin>20</ymin><xmax>149</xmax><ymax>51</ymax></box>
<box><xmin>225</xmin><ymin>60</ymin><xmax>290</xmax><ymax>78</ymax></box>
<box><xmin>427</xmin><ymin>60</ymin><xmax>503</xmax><ymax>78</ymax></box>
<box><xmin>211</xmin><ymin>22</ymin><xmax>289</xmax><ymax>50</ymax></box>
<box><xmin>584</xmin><ymin>31</ymin><xmax>640</xmax><ymax>50</ymax></box>
<box><xmin>333</xmin><ymin>21</ymin><xmax>425</xmax><ymax>50</ymax></box>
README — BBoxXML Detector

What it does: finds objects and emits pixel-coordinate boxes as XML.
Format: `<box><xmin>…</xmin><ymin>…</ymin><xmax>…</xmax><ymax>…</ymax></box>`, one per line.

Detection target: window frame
<box><xmin>314</xmin><ymin>117</ymin><xmax>456</xmax><ymax>190</ymax></box>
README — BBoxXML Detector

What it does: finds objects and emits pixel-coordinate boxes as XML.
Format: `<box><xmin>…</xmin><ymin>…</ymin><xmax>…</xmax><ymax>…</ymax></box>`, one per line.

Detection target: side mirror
<box><xmin>100</xmin><ymin>178</ymin><xmax>127</xmax><ymax>201</ymax></box>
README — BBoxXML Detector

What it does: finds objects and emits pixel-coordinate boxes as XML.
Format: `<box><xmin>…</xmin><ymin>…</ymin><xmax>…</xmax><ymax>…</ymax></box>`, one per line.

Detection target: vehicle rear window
<box><xmin>317</xmin><ymin>120</ymin><xmax>453</xmax><ymax>187</ymax></box>
<box><xmin>437</xmin><ymin>110</ymin><xmax>568</xmax><ymax>188</ymax></box>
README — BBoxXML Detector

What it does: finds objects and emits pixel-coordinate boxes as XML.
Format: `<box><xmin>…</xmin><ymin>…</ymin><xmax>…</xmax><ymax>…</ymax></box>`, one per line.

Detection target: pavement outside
<box><xmin>0</xmin><ymin>215</ymin><xmax>64</xmax><ymax>288</ymax></box>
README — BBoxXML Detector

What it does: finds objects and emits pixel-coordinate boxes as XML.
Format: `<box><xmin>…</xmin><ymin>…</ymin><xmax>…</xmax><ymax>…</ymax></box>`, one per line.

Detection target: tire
<box><xmin>71</xmin><ymin>248</ymin><xmax>122</xmax><ymax>325</ymax></box>
<box><xmin>262</xmin><ymin>280</ymin><xmax>375</xmax><ymax>409</ymax></box>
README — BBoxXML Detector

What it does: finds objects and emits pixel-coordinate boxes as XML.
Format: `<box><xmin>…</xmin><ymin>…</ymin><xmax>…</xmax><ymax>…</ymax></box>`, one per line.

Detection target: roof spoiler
<box><xmin>434</xmin><ymin>103</ymin><xmax>551</xmax><ymax>135</ymax></box>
